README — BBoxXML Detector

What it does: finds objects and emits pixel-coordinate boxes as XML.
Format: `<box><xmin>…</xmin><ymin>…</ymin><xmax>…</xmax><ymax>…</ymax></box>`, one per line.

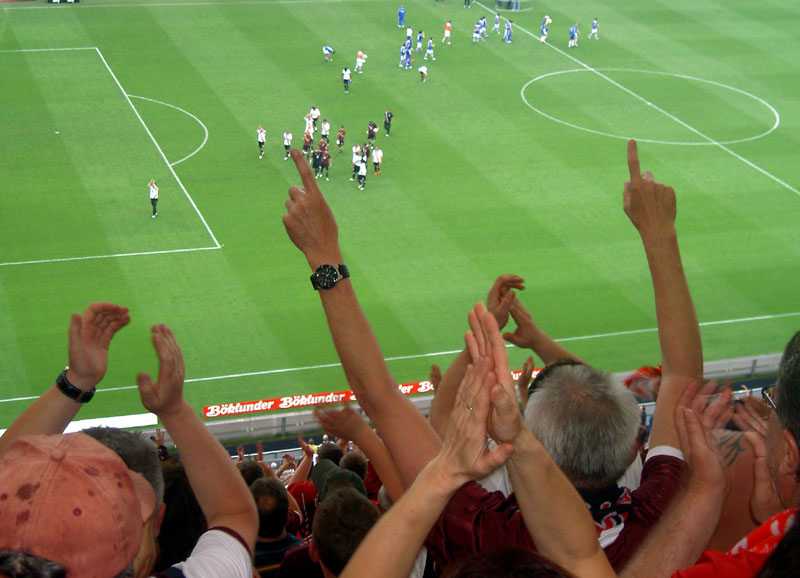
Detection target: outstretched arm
<box><xmin>341</xmin><ymin>357</ymin><xmax>515</xmax><ymax>578</ymax></box>
<box><xmin>624</xmin><ymin>140</ymin><xmax>702</xmax><ymax>450</ymax></box>
<box><xmin>286</xmin><ymin>434</ymin><xmax>315</xmax><ymax>487</ymax></box>
<box><xmin>137</xmin><ymin>325</ymin><xmax>257</xmax><ymax>551</ymax></box>
<box><xmin>503</xmin><ymin>298</ymin><xmax>583</xmax><ymax>365</ymax></box>
<box><xmin>0</xmin><ymin>302</ymin><xmax>130</xmax><ymax>455</ymax></box>
<box><xmin>621</xmin><ymin>385</ymin><xmax>729</xmax><ymax>578</ymax></box>
<box><xmin>313</xmin><ymin>405</ymin><xmax>405</xmax><ymax>502</ymax></box>
<box><xmin>283</xmin><ymin>149</ymin><xmax>438</xmax><ymax>486</ymax></box>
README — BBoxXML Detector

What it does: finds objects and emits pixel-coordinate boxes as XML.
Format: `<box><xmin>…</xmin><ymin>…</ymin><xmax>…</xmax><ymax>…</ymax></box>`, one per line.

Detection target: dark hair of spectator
<box><xmin>317</xmin><ymin>442</ymin><xmax>344</xmax><ymax>465</ymax></box>
<box><xmin>238</xmin><ymin>459</ymin><xmax>266</xmax><ymax>488</ymax></box>
<box><xmin>0</xmin><ymin>551</ymin><xmax>134</xmax><ymax>578</ymax></box>
<box><xmin>319</xmin><ymin>468</ymin><xmax>368</xmax><ymax>502</ymax></box>
<box><xmin>83</xmin><ymin>426</ymin><xmax>164</xmax><ymax>514</ymax></box>
<box><xmin>442</xmin><ymin>547</ymin><xmax>575</xmax><ymax>578</ymax></box>
<box><xmin>153</xmin><ymin>461</ymin><xmax>207</xmax><ymax>572</ymax></box>
<box><xmin>339</xmin><ymin>452</ymin><xmax>368</xmax><ymax>480</ymax></box>
<box><xmin>312</xmin><ymin>487</ymin><xmax>379</xmax><ymax>575</ymax></box>
<box><xmin>251</xmin><ymin>477</ymin><xmax>291</xmax><ymax>540</ymax></box>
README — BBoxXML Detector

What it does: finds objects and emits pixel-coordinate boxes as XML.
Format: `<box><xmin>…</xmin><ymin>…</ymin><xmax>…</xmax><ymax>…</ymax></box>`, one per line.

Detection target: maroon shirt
<box><xmin>425</xmin><ymin>454</ymin><xmax>685</xmax><ymax>571</ymax></box>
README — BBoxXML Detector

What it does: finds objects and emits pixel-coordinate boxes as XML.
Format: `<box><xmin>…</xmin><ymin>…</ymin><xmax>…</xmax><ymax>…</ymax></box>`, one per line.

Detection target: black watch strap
<box><xmin>56</xmin><ymin>367</ymin><xmax>96</xmax><ymax>403</ymax></box>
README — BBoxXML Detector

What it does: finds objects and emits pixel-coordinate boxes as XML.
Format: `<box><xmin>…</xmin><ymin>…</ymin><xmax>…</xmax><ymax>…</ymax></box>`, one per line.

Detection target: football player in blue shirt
<box><xmin>398</xmin><ymin>5</ymin><xmax>405</xmax><ymax>27</ymax></box>
<box><xmin>540</xmin><ymin>15</ymin><xmax>551</xmax><ymax>43</ymax></box>
<box><xmin>569</xmin><ymin>22</ymin><xmax>579</xmax><ymax>47</ymax></box>
<box><xmin>416</xmin><ymin>30</ymin><xmax>425</xmax><ymax>52</ymax></box>
<box><xmin>424</xmin><ymin>38</ymin><xmax>436</xmax><ymax>60</ymax></box>
<box><xmin>492</xmin><ymin>13</ymin><xmax>501</xmax><ymax>34</ymax></box>
<box><xmin>503</xmin><ymin>20</ymin><xmax>512</xmax><ymax>43</ymax></box>
<box><xmin>589</xmin><ymin>18</ymin><xmax>599</xmax><ymax>39</ymax></box>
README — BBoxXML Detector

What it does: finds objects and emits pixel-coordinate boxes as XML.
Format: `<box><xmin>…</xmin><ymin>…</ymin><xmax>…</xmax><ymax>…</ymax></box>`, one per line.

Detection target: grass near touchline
<box><xmin>0</xmin><ymin>0</ymin><xmax>798</xmax><ymax>426</ymax></box>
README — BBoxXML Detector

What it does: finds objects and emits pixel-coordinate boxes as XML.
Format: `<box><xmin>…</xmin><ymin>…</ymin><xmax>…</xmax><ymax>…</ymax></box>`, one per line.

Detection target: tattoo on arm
<box><xmin>715</xmin><ymin>431</ymin><xmax>747</xmax><ymax>467</ymax></box>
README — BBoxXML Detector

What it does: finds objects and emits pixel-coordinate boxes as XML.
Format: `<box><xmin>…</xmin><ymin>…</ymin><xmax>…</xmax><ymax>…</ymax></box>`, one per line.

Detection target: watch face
<box><xmin>313</xmin><ymin>264</ymin><xmax>339</xmax><ymax>289</ymax></box>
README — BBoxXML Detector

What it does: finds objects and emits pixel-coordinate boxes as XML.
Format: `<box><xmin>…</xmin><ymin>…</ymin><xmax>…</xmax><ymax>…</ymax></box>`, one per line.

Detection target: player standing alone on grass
<box><xmin>541</xmin><ymin>15</ymin><xmax>551</xmax><ymax>43</ymax></box>
<box><xmin>257</xmin><ymin>126</ymin><xmax>266</xmax><ymax>159</ymax></box>
<box><xmin>342</xmin><ymin>67</ymin><xmax>352</xmax><ymax>93</ymax></box>
<box><xmin>492</xmin><ymin>13</ymin><xmax>500</xmax><ymax>34</ymax></box>
<box><xmin>398</xmin><ymin>4</ymin><xmax>405</xmax><ymax>27</ymax></box>
<box><xmin>148</xmin><ymin>179</ymin><xmax>158</xmax><ymax>218</ymax></box>
<box><xmin>384</xmin><ymin>110</ymin><xmax>393</xmax><ymax>136</ymax></box>
<box><xmin>442</xmin><ymin>20</ymin><xmax>452</xmax><ymax>44</ymax></box>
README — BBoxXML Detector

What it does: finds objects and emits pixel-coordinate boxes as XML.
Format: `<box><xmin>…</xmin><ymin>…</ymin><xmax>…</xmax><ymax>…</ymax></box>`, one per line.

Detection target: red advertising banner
<box><xmin>202</xmin><ymin>369</ymin><xmax>539</xmax><ymax>419</ymax></box>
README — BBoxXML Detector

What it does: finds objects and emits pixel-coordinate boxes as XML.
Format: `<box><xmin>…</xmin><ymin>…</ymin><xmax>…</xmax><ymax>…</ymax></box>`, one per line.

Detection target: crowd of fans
<box><xmin>0</xmin><ymin>140</ymin><xmax>798</xmax><ymax>578</ymax></box>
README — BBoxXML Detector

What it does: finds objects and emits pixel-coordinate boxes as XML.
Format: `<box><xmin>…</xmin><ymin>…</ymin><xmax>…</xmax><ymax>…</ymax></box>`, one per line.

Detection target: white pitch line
<box><xmin>475</xmin><ymin>1</ymin><xmax>800</xmax><ymax>198</ymax></box>
<box><xmin>1</xmin><ymin>0</ymin><xmax>352</xmax><ymax>9</ymax></box>
<box><xmin>0</xmin><ymin>47</ymin><xmax>96</xmax><ymax>53</ymax></box>
<box><xmin>92</xmin><ymin>47</ymin><xmax>222</xmax><ymax>247</ymax></box>
<box><xmin>0</xmin><ymin>246</ymin><xmax>220</xmax><ymax>268</ymax></box>
<box><xmin>128</xmin><ymin>95</ymin><xmax>209</xmax><ymax>167</ymax></box>
<box><xmin>3</xmin><ymin>310</ymin><xmax>798</xmax><ymax>404</ymax></box>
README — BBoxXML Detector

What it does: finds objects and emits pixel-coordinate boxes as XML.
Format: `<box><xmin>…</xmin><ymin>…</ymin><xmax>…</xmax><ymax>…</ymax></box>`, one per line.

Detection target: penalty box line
<box><xmin>473</xmin><ymin>1</ymin><xmax>800</xmax><ymax>198</ymax></box>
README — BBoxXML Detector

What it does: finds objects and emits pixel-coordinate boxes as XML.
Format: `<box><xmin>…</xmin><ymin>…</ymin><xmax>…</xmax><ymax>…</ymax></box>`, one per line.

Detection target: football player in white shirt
<box><xmin>357</xmin><ymin>159</ymin><xmax>367</xmax><ymax>190</ymax></box>
<box><xmin>257</xmin><ymin>126</ymin><xmax>266</xmax><ymax>159</ymax></box>
<box><xmin>320</xmin><ymin>119</ymin><xmax>331</xmax><ymax>143</ymax></box>
<box><xmin>309</xmin><ymin>106</ymin><xmax>321</xmax><ymax>131</ymax></box>
<box><xmin>350</xmin><ymin>144</ymin><xmax>362</xmax><ymax>180</ymax></box>
<box><xmin>342</xmin><ymin>67</ymin><xmax>352</xmax><ymax>93</ymax></box>
<box><xmin>148</xmin><ymin>179</ymin><xmax>158</xmax><ymax>218</ymax></box>
<box><xmin>372</xmin><ymin>146</ymin><xmax>383</xmax><ymax>175</ymax></box>
<box><xmin>354</xmin><ymin>50</ymin><xmax>368</xmax><ymax>74</ymax></box>
<box><xmin>283</xmin><ymin>131</ymin><xmax>293</xmax><ymax>160</ymax></box>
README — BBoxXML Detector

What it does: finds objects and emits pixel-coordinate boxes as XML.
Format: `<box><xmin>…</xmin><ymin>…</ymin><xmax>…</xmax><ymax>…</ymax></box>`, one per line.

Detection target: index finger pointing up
<box><xmin>627</xmin><ymin>139</ymin><xmax>641</xmax><ymax>182</ymax></box>
<box><xmin>291</xmin><ymin>148</ymin><xmax>320</xmax><ymax>195</ymax></box>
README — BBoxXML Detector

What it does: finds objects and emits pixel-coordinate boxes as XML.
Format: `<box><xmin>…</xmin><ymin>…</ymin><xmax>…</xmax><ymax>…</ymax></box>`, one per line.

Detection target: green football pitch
<box><xmin>1</xmin><ymin>0</ymin><xmax>799</xmax><ymax>427</ymax></box>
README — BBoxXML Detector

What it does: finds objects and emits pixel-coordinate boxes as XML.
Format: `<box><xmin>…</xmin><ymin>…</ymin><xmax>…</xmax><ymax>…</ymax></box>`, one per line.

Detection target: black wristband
<box><xmin>55</xmin><ymin>367</ymin><xmax>96</xmax><ymax>403</ymax></box>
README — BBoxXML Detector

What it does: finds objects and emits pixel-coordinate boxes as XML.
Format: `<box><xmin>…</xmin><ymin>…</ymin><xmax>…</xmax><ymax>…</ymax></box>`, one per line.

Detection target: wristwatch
<box><xmin>310</xmin><ymin>264</ymin><xmax>350</xmax><ymax>290</ymax></box>
<box><xmin>56</xmin><ymin>366</ymin><xmax>96</xmax><ymax>403</ymax></box>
